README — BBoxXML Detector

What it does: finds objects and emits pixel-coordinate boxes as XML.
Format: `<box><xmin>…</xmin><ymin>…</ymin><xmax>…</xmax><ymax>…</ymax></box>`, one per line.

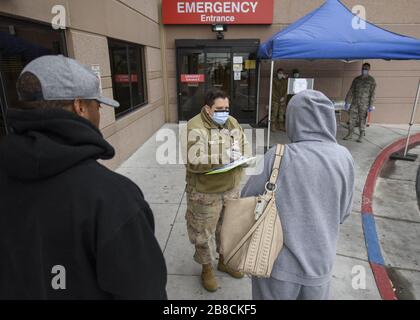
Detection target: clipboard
<box><xmin>205</xmin><ymin>157</ymin><xmax>256</xmax><ymax>175</ymax></box>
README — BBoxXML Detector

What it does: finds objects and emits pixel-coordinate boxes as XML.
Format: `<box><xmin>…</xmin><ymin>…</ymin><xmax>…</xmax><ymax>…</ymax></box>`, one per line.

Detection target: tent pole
<box><xmin>267</xmin><ymin>60</ymin><xmax>274</xmax><ymax>149</ymax></box>
<box><xmin>391</xmin><ymin>78</ymin><xmax>420</xmax><ymax>162</ymax></box>
<box><xmin>403</xmin><ymin>79</ymin><xmax>420</xmax><ymax>155</ymax></box>
<box><xmin>256</xmin><ymin>60</ymin><xmax>261</xmax><ymax>125</ymax></box>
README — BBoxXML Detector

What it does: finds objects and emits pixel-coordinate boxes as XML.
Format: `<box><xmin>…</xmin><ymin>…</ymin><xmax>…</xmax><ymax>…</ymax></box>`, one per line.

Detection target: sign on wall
<box><xmin>181</xmin><ymin>74</ymin><xmax>205</xmax><ymax>83</ymax></box>
<box><xmin>162</xmin><ymin>0</ymin><xmax>274</xmax><ymax>25</ymax></box>
<box><xmin>91</xmin><ymin>65</ymin><xmax>102</xmax><ymax>93</ymax></box>
<box><xmin>114</xmin><ymin>74</ymin><xmax>139</xmax><ymax>83</ymax></box>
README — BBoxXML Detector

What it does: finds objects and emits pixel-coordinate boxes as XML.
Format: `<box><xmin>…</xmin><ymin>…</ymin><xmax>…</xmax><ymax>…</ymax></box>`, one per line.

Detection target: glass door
<box><xmin>177</xmin><ymin>42</ymin><xmax>258</xmax><ymax>123</ymax></box>
<box><xmin>231</xmin><ymin>51</ymin><xmax>258</xmax><ymax>123</ymax></box>
<box><xmin>177</xmin><ymin>49</ymin><xmax>206</xmax><ymax>121</ymax></box>
<box><xmin>205</xmin><ymin>50</ymin><xmax>231</xmax><ymax>95</ymax></box>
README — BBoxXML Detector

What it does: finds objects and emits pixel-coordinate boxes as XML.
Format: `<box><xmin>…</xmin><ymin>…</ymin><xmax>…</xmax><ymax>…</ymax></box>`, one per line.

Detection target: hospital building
<box><xmin>1</xmin><ymin>0</ymin><xmax>419</xmax><ymax>168</ymax></box>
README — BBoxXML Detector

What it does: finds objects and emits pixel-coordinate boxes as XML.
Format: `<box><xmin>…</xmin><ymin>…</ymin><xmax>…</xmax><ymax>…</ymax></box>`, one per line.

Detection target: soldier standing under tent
<box><xmin>271</xmin><ymin>68</ymin><xmax>288</xmax><ymax>132</ymax></box>
<box><xmin>344</xmin><ymin>63</ymin><xmax>376</xmax><ymax>143</ymax></box>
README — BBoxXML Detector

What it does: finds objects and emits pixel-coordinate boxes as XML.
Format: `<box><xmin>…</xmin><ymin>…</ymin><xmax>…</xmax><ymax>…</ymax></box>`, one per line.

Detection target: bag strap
<box><xmin>266</xmin><ymin>144</ymin><xmax>285</xmax><ymax>193</ymax></box>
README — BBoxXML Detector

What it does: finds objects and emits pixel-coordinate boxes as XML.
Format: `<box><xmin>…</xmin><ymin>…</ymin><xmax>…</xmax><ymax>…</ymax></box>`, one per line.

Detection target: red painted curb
<box><xmin>361</xmin><ymin>132</ymin><xmax>420</xmax><ymax>301</ymax></box>
<box><xmin>362</xmin><ymin>133</ymin><xmax>420</xmax><ymax>213</ymax></box>
<box><xmin>370</xmin><ymin>263</ymin><xmax>397</xmax><ymax>300</ymax></box>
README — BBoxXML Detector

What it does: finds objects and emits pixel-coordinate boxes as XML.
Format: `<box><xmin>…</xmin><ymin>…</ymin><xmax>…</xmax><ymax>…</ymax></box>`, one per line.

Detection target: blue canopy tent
<box><xmin>259</xmin><ymin>0</ymin><xmax>420</xmax><ymax>155</ymax></box>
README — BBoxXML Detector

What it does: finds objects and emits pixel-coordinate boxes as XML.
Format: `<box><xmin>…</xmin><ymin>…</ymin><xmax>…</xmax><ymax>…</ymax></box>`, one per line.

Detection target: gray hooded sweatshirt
<box><xmin>242</xmin><ymin>90</ymin><xmax>354</xmax><ymax>286</ymax></box>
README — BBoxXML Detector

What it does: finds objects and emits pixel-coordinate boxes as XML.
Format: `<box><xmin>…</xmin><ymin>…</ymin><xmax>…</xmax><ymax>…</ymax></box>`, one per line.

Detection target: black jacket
<box><xmin>0</xmin><ymin>108</ymin><xmax>167</xmax><ymax>299</ymax></box>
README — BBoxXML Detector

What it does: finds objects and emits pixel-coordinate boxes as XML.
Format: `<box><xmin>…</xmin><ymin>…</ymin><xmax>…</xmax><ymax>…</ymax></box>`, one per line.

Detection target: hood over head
<box><xmin>286</xmin><ymin>90</ymin><xmax>337</xmax><ymax>143</ymax></box>
<box><xmin>0</xmin><ymin>108</ymin><xmax>114</xmax><ymax>181</ymax></box>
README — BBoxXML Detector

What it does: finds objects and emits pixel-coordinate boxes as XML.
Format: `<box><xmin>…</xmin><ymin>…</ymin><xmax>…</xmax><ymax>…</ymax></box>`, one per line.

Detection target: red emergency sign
<box><xmin>114</xmin><ymin>74</ymin><xmax>138</xmax><ymax>83</ymax></box>
<box><xmin>181</xmin><ymin>74</ymin><xmax>205</xmax><ymax>83</ymax></box>
<box><xmin>162</xmin><ymin>0</ymin><xmax>274</xmax><ymax>25</ymax></box>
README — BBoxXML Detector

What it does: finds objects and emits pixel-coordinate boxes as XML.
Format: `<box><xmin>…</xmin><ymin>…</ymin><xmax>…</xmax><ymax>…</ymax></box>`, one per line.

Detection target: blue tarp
<box><xmin>258</xmin><ymin>0</ymin><xmax>420</xmax><ymax>60</ymax></box>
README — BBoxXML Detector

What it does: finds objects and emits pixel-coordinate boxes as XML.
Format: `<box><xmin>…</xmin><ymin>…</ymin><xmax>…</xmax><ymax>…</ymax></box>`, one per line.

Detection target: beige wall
<box><xmin>1</xmin><ymin>0</ymin><xmax>166</xmax><ymax>169</ymax></box>
<box><xmin>164</xmin><ymin>0</ymin><xmax>420</xmax><ymax>124</ymax></box>
<box><xmin>1</xmin><ymin>0</ymin><xmax>420</xmax><ymax>167</ymax></box>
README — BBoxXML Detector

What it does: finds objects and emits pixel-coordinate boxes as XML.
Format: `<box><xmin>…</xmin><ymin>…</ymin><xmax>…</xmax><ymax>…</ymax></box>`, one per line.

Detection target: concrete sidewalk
<box><xmin>115</xmin><ymin>123</ymin><xmax>420</xmax><ymax>300</ymax></box>
<box><xmin>374</xmin><ymin>144</ymin><xmax>420</xmax><ymax>299</ymax></box>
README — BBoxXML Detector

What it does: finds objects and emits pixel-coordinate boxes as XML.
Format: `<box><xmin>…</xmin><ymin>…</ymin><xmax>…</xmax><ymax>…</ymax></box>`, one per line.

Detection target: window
<box><xmin>0</xmin><ymin>15</ymin><xmax>66</xmax><ymax>135</ymax></box>
<box><xmin>109</xmin><ymin>39</ymin><xmax>147</xmax><ymax>117</ymax></box>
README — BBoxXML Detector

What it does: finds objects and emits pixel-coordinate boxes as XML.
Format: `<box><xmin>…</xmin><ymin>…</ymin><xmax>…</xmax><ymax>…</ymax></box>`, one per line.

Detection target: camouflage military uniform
<box><xmin>345</xmin><ymin>75</ymin><xmax>376</xmax><ymax>134</ymax></box>
<box><xmin>186</xmin><ymin>186</ymin><xmax>240</xmax><ymax>264</ymax></box>
<box><xmin>184</xmin><ymin>107</ymin><xmax>248</xmax><ymax>265</ymax></box>
<box><xmin>271</xmin><ymin>77</ymin><xmax>288</xmax><ymax>131</ymax></box>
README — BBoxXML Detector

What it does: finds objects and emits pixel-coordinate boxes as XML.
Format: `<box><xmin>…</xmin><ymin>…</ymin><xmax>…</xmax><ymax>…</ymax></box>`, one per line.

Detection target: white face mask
<box><xmin>277</xmin><ymin>73</ymin><xmax>284</xmax><ymax>79</ymax></box>
<box><xmin>362</xmin><ymin>70</ymin><xmax>369</xmax><ymax>76</ymax></box>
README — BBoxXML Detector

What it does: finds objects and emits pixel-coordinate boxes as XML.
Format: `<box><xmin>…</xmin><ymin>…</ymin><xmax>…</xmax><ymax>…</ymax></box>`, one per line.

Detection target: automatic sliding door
<box><xmin>205</xmin><ymin>50</ymin><xmax>231</xmax><ymax>96</ymax></box>
<box><xmin>231</xmin><ymin>51</ymin><xmax>258</xmax><ymax>123</ymax></box>
<box><xmin>177</xmin><ymin>49</ymin><xmax>206</xmax><ymax>121</ymax></box>
<box><xmin>176</xmin><ymin>40</ymin><xmax>259</xmax><ymax>123</ymax></box>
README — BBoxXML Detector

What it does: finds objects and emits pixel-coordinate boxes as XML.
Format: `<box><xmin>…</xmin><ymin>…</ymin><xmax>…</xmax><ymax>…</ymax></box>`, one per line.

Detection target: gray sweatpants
<box><xmin>252</xmin><ymin>277</ymin><xmax>331</xmax><ymax>300</ymax></box>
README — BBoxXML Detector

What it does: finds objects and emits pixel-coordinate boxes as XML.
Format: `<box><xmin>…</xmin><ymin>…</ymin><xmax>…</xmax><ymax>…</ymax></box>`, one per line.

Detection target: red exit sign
<box><xmin>162</xmin><ymin>0</ymin><xmax>274</xmax><ymax>25</ymax></box>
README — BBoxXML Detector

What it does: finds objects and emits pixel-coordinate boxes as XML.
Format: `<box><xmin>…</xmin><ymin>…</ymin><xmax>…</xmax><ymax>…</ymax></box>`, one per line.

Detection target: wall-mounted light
<box><xmin>212</xmin><ymin>24</ymin><xmax>227</xmax><ymax>40</ymax></box>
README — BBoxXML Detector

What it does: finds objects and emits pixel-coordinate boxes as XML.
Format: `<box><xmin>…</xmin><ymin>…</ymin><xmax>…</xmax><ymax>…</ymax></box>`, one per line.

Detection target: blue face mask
<box><xmin>212</xmin><ymin>111</ymin><xmax>229</xmax><ymax>126</ymax></box>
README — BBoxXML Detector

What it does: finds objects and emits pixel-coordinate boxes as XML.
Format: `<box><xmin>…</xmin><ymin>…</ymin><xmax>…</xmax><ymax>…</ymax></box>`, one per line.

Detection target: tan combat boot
<box><xmin>201</xmin><ymin>264</ymin><xmax>218</xmax><ymax>292</ymax></box>
<box><xmin>217</xmin><ymin>255</ymin><xmax>244</xmax><ymax>279</ymax></box>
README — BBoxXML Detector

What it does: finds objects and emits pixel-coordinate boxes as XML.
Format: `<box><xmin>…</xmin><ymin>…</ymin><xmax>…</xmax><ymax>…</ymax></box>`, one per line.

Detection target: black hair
<box><xmin>15</xmin><ymin>72</ymin><xmax>91</xmax><ymax>110</ymax></box>
<box><xmin>276</xmin><ymin>68</ymin><xmax>284</xmax><ymax>73</ymax></box>
<box><xmin>362</xmin><ymin>63</ymin><xmax>371</xmax><ymax>69</ymax></box>
<box><xmin>204</xmin><ymin>88</ymin><xmax>228</xmax><ymax>107</ymax></box>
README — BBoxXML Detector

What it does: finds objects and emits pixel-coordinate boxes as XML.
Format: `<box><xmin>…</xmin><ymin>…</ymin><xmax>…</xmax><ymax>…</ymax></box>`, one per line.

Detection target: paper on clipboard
<box><xmin>205</xmin><ymin>157</ymin><xmax>256</xmax><ymax>175</ymax></box>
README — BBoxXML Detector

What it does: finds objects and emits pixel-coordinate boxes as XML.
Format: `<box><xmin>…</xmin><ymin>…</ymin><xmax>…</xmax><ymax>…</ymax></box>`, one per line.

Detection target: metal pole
<box><xmin>267</xmin><ymin>60</ymin><xmax>274</xmax><ymax>148</ymax></box>
<box><xmin>256</xmin><ymin>61</ymin><xmax>261</xmax><ymax>125</ymax></box>
<box><xmin>403</xmin><ymin>79</ymin><xmax>420</xmax><ymax>156</ymax></box>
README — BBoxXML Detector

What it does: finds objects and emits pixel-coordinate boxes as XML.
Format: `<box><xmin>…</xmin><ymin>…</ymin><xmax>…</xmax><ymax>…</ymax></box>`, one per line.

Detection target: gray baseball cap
<box><xmin>18</xmin><ymin>55</ymin><xmax>119</xmax><ymax>108</ymax></box>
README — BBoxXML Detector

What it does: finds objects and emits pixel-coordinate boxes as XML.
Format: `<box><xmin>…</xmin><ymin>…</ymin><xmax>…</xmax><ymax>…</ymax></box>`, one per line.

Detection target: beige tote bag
<box><xmin>220</xmin><ymin>144</ymin><xmax>285</xmax><ymax>278</ymax></box>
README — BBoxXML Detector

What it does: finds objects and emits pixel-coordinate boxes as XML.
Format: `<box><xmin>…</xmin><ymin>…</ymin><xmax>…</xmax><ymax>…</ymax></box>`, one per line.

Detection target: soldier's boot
<box><xmin>217</xmin><ymin>255</ymin><xmax>244</xmax><ymax>279</ymax></box>
<box><xmin>357</xmin><ymin>131</ymin><xmax>365</xmax><ymax>143</ymax></box>
<box><xmin>201</xmin><ymin>264</ymin><xmax>218</xmax><ymax>292</ymax></box>
<box><xmin>343</xmin><ymin>129</ymin><xmax>354</xmax><ymax>140</ymax></box>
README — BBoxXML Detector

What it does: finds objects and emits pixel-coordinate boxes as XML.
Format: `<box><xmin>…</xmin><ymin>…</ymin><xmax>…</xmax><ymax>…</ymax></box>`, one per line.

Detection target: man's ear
<box><xmin>72</xmin><ymin>98</ymin><xmax>86</xmax><ymax>117</ymax></box>
<box><xmin>204</xmin><ymin>105</ymin><xmax>211</xmax><ymax>115</ymax></box>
